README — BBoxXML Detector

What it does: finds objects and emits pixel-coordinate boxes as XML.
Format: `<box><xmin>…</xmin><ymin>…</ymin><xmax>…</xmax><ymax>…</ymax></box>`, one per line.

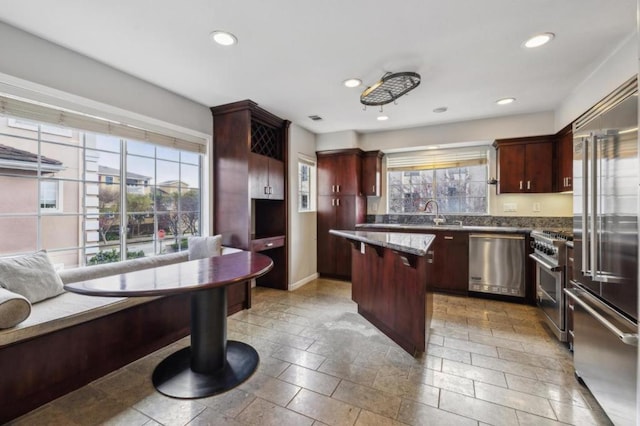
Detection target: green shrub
<box><xmin>88</xmin><ymin>249</ymin><xmax>146</xmax><ymax>265</ymax></box>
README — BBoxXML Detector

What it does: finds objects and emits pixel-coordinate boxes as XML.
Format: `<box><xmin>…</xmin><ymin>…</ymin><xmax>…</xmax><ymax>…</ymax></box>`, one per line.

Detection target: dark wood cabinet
<box><xmin>318</xmin><ymin>149</ymin><xmax>363</xmax><ymax>196</ymax></box>
<box><xmin>317</xmin><ymin>149</ymin><xmax>366</xmax><ymax>279</ymax></box>
<box><xmin>494</xmin><ymin>136</ymin><xmax>554</xmax><ymax>193</ymax></box>
<box><xmin>249</xmin><ymin>153</ymin><xmax>284</xmax><ymax>199</ymax></box>
<box><xmin>362</xmin><ymin>150</ymin><xmax>384</xmax><ymax>196</ymax></box>
<box><xmin>555</xmin><ymin>125</ymin><xmax>573</xmax><ymax>192</ymax></box>
<box><xmin>425</xmin><ymin>231</ymin><xmax>469</xmax><ymax>294</ymax></box>
<box><xmin>212</xmin><ymin>99</ymin><xmax>290</xmax><ymax>290</ymax></box>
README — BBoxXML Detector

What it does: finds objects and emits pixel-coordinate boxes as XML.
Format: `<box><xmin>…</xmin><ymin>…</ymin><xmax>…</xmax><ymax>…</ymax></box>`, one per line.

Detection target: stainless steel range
<box><xmin>529</xmin><ymin>229</ymin><xmax>572</xmax><ymax>341</ymax></box>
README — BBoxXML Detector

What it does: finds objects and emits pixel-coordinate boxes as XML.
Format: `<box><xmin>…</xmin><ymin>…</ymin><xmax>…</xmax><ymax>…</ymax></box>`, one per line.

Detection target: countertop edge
<box><xmin>329</xmin><ymin>229</ymin><xmax>435</xmax><ymax>256</ymax></box>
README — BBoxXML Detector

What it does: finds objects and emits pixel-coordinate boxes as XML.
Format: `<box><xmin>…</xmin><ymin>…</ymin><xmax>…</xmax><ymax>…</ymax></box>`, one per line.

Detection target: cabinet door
<box><xmin>362</xmin><ymin>152</ymin><xmax>382</xmax><ymax>196</ymax></box>
<box><xmin>249</xmin><ymin>153</ymin><xmax>270</xmax><ymax>199</ymax></box>
<box><xmin>497</xmin><ymin>144</ymin><xmax>525</xmax><ymax>193</ymax></box>
<box><xmin>524</xmin><ymin>142</ymin><xmax>553</xmax><ymax>193</ymax></box>
<box><xmin>333</xmin><ymin>196</ymin><xmax>358</xmax><ymax>277</ymax></box>
<box><xmin>439</xmin><ymin>232</ymin><xmax>469</xmax><ymax>293</ymax></box>
<box><xmin>269</xmin><ymin>159</ymin><xmax>285</xmax><ymax>200</ymax></box>
<box><xmin>317</xmin><ymin>157</ymin><xmax>336</xmax><ymax>196</ymax></box>
<box><xmin>556</xmin><ymin>130</ymin><xmax>573</xmax><ymax>191</ymax></box>
<box><xmin>335</xmin><ymin>154</ymin><xmax>361</xmax><ymax>195</ymax></box>
<box><xmin>317</xmin><ymin>195</ymin><xmax>336</xmax><ymax>275</ymax></box>
<box><xmin>425</xmin><ymin>231</ymin><xmax>443</xmax><ymax>289</ymax></box>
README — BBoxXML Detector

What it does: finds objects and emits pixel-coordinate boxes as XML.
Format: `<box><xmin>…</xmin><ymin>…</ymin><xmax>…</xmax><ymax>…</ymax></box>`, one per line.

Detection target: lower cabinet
<box><xmin>426</xmin><ymin>231</ymin><xmax>469</xmax><ymax>294</ymax></box>
<box><xmin>317</xmin><ymin>195</ymin><xmax>366</xmax><ymax>279</ymax></box>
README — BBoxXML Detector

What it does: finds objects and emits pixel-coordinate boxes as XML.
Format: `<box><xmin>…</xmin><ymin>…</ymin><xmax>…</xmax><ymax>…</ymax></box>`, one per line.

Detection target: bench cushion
<box><xmin>0</xmin><ymin>289</ymin><xmax>31</xmax><ymax>329</ymax></box>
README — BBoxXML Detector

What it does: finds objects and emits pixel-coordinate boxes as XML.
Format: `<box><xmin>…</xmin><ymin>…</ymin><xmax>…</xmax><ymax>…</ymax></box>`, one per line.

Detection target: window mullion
<box><xmin>120</xmin><ymin>139</ymin><xmax>127</xmax><ymax>261</ymax></box>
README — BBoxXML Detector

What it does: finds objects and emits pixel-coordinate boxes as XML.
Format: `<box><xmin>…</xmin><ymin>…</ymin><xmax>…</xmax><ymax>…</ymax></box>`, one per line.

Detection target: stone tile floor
<box><xmin>11</xmin><ymin>278</ymin><xmax>613</xmax><ymax>425</ymax></box>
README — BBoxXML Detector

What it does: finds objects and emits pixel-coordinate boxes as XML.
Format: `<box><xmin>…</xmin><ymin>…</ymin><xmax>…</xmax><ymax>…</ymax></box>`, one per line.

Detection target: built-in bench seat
<box><xmin>0</xmin><ymin>247</ymin><xmax>246</xmax><ymax>423</ymax></box>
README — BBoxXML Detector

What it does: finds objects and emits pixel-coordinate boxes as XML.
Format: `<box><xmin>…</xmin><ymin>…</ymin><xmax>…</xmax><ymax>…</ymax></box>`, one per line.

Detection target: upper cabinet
<box><xmin>362</xmin><ymin>150</ymin><xmax>384</xmax><ymax>196</ymax></box>
<box><xmin>555</xmin><ymin>125</ymin><xmax>573</xmax><ymax>192</ymax></box>
<box><xmin>249</xmin><ymin>153</ymin><xmax>285</xmax><ymax>200</ymax></box>
<box><xmin>317</xmin><ymin>149</ymin><xmax>363</xmax><ymax>196</ymax></box>
<box><xmin>494</xmin><ymin>136</ymin><xmax>554</xmax><ymax>194</ymax></box>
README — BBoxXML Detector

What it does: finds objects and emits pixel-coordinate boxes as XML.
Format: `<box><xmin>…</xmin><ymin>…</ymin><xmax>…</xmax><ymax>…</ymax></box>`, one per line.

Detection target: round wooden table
<box><xmin>64</xmin><ymin>251</ymin><xmax>273</xmax><ymax>399</ymax></box>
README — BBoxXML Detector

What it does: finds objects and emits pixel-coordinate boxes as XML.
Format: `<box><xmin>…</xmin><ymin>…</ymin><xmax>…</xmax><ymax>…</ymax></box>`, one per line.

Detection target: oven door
<box><xmin>529</xmin><ymin>254</ymin><xmax>566</xmax><ymax>341</ymax></box>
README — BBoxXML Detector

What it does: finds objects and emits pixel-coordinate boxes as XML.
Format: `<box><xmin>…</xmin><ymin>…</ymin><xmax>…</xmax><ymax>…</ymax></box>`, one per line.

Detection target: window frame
<box><xmin>386</xmin><ymin>146</ymin><xmax>490</xmax><ymax>215</ymax></box>
<box><xmin>297</xmin><ymin>155</ymin><xmax>316</xmax><ymax>213</ymax></box>
<box><xmin>39</xmin><ymin>180</ymin><xmax>63</xmax><ymax>213</ymax></box>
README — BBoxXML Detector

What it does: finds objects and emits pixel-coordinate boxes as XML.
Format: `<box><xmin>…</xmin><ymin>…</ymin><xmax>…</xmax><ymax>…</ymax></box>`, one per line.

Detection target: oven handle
<box><xmin>528</xmin><ymin>253</ymin><xmax>562</xmax><ymax>272</ymax></box>
<box><xmin>565</xmin><ymin>288</ymin><xmax>638</xmax><ymax>346</ymax></box>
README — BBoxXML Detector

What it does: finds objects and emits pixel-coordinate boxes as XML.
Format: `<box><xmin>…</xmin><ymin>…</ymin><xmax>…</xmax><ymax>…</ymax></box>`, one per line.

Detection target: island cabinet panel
<box><xmin>316</xmin><ymin>149</ymin><xmax>366</xmax><ymax>279</ymax></box>
<box><xmin>494</xmin><ymin>136</ymin><xmax>554</xmax><ymax>193</ymax></box>
<box><xmin>212</xmin><ymin>99</ymin><xmax>290</xmax><ymax>290</ymax></box>
<box><xmin>350</xmin><ymin>242</ymin><xmax>430</xmax><ymax>355</ymax></box>
<box><xmin>426</xmin><ymin>231</ymin><xmax>469</xmax><ymax>294</ymax></box>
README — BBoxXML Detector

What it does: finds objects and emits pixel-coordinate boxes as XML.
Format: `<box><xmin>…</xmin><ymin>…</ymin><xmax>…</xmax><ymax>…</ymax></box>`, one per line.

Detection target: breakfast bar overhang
<box><xmin>329</xmin><ymin>230</ymin><xmax>435</xmax><ymax>356</ymax></box>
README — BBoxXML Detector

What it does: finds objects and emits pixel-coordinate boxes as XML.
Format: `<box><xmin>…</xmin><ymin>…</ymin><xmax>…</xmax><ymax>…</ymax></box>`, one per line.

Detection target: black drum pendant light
<box><xmin>360</xmin><ymin>71</ymin><xmax>421</xmax><ymax>107</ymax></box>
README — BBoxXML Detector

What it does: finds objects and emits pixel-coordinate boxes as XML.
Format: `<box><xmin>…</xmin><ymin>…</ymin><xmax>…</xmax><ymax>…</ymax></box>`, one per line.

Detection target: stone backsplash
<box><xmin>365</xmin><ymin>214</ymin><xmax>573</xmax><ymax>230</ymax></box>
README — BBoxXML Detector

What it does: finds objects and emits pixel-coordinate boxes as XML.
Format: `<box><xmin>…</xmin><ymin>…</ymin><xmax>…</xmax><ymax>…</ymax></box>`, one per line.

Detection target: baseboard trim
<box><xmin>289</xmin><ymin>273</ymin><xmax>319</xmax><ymax>291</ymax></box>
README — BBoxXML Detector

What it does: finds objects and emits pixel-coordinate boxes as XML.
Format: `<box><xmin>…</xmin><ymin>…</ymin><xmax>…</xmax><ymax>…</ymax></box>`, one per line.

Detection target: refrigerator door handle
<box><xmin>590</xmin><ymin>134</ymin><xmax>599</xmax><ymax>280</ymax></box>
<box><xmin>565</xmin><ymin>288</ymin><xmax>638</xmax><ymax>346</ymax></box>
<box><xmin>581</xmin><ymin>135</ymin><xmax>592</xmax><ymax>276</ymax></box>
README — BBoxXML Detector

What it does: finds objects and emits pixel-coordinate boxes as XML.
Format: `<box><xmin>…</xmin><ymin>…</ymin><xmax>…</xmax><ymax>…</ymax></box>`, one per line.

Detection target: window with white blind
<box><xmin>387</xmin><ymin>146</ymin><xmax>489</xmax><ymax>214</ymax></box>
<box><xmin>0</xmin><ymin>95</ymin><xmax>205</xmax><ymax>269</ymax></box>
<box><xmin>298</xmin><ymin>155</ymin><xmax>316</xmax><ymax>212</ymax></box>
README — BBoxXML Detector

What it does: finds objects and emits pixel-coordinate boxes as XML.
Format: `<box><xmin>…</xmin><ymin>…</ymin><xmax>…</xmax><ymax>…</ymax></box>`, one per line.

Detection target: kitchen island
<box><xmin>329</xmin><ymin>230</ymin><xmax>435</xmax><ymax>355</ymax></box>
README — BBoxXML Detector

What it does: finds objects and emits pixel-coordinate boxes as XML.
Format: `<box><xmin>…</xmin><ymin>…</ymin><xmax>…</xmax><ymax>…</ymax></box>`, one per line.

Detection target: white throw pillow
<box><xmin>188</xmin><ymin>235</ymin><xmax>223</xmax><ymax>260</ymax></box>
<box><xmin>0</xmin><ymin>251</ymin><xmax>65</xmax><ymax>303</ymax></box>
<box><xmin>0</xmin><ymin>288</ymin><xmax>31</xmax><ymax>329</ymax></box>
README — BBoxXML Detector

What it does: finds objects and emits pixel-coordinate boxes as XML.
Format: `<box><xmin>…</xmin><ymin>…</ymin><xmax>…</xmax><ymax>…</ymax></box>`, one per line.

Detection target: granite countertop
<box><xmin>329</xmin><ymin>230</ymin><xmax>435</xmax><ymax>256</ymax></box>
<box><xmin>356</xmin><ymin>223</ymin><xmax>532</xmax><ymax>234</ymax></box>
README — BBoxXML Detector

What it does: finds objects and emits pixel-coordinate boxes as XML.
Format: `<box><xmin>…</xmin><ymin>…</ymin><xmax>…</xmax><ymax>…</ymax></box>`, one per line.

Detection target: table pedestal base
<box><xmin>152</xmin><ymin>340</ymin><xmax>259</xmax><ymax>399</ymax></box>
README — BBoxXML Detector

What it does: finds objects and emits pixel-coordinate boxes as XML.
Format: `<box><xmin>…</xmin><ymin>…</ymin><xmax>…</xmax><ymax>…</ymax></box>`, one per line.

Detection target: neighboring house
<box><xmin>99</xmin><ymin>165</ymin><xmax>151</xmax><ymax>195</ymax></box>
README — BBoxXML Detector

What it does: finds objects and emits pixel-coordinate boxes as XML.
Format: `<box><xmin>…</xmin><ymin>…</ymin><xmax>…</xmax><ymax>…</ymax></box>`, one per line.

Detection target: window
<box><xmin>0</xmin><ymin>115</ymin><xmax>204</xmax><ymax>269</ymax></box>
<box><xmin>298</xmin><ymin>156</ymin><xmax>316</xmax><ymax>212</ymax></box>
<box><xmin>40</xmin><ymin>180</ymin><xmax>62</xmax><ymax>212</ymax></box>
<box><xmin>387</xmin><ymin>147</ymin><xmax>489</xmax><ymax>214</ymax></box>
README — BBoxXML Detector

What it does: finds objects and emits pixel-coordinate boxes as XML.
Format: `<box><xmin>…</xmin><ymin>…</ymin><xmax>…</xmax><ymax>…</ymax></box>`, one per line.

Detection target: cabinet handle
<box><xmin>336</xmin><ymin>198</ymin><xmax>340</xmax><ymax>207</ymax></box>
<box><xmin>331</xmin><ymin>199</ymin><xmax>335</xmax><ymax>207</ymax></box>
<box><xmin>372</xmin><ymin>185</ymin><xmax>375</xmax><ymax>193</ymax></box>
<box><xmin>519</xmin><ymin>181</ymin><xmax>523</xmax><ymax>190</ymax></box>
<box><xmin>427</xmin><ymin>250</ymin><xmax>434</xmax><ymax>264</ymax></box>
<box><xmin>336</xmin><ymin>184</ymin><xmax>340</xmax><ymax>193</ymax></box>
<box><xmin>269</xmin><ymin>186</ymin><xmax>273</xmax><ymax>194</ymax></box>
<box><xmin>332</xmin><ymin>185</ymin><xmax>335</xmax><ymax>193</ymax></box>
<box><xmin>567</xmin><ymin>177</ymin><xmax>572</xmax><ymax>187</ymax></box>
<box><xmin>265</xmin><ymin>242</ymin><xmax>274</xmax><ymax>247</ymax></box>
<box><xmin>264</xmin><ymin>186</ymin><xmax>268</xmax><ymax>194</ymax></box>
<box><xmin>527</xmin><ymin>181</ymin><xmax>531</xmax><ymax>190</ymax></box>
<box><xmin>444</xmin><ymin>236</ymin><xmax>454</xmax><ymax>240</ymax></box>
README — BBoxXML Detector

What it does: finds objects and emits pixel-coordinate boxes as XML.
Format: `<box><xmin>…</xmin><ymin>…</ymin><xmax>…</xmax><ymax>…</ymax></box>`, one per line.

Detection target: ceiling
<box><xmin>0</xmin><ymin>1</ymin><xmax>636</xmax><ymax>135</ymax></box>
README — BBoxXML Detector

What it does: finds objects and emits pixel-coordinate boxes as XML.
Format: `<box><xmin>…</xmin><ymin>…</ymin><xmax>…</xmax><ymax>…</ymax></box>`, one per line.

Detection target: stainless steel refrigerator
<box><xmin>566</xmin><ymin>76</ymin><xmax>638</xmax><ymax>426</ymax></box>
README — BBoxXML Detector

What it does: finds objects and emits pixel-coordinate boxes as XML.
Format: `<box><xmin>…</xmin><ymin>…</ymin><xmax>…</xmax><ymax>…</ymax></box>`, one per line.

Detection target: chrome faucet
<box><xmin>422</xmin><ymin>199</ymin><xmax>445</xmax><ymax>225</ymax></box>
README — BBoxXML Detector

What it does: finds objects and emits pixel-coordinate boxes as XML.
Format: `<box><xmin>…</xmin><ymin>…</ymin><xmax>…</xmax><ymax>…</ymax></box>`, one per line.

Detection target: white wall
<box><xmin>555</xmin><ymin>32</ymin><xmax>637</xmax><ymax>131</ymax></box>
<box><xmin>316</xmin><ymin>130</ymin><xmax>359</xmax><ymax>151</ymax></box>
<box><xmin>288</xmin><ymin>124</ymin><xmax>318</xmax><ymax>289</ymax></box>
<box><xmin>0</xmin><ymin>22</ymin><xmax>212</xmax><ymax>137</ymax></box>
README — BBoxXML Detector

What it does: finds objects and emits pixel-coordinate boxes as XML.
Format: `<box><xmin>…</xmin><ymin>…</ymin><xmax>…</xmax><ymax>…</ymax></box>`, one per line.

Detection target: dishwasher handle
<box><xmin>469</xmin><ymin>234</ymin><xmax>525</xmax><ymax>240</ymax></box>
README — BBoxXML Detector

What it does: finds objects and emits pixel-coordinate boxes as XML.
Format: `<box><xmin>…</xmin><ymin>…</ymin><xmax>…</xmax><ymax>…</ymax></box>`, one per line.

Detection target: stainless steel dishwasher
<box><xmin>468</xmin><ymin>233</ymin><xmax>525</xmax><ymax>297</ymax></box>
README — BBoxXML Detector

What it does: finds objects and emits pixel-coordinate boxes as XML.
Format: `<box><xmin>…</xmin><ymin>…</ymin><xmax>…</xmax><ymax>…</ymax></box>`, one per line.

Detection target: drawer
<box><xmin>251</xmin><ymin>236</ymin><xmax>285</xmax><ymax>252</ymax></box>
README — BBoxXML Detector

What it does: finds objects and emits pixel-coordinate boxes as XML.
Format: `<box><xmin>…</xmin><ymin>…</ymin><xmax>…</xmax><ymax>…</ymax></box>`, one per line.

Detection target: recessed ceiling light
<box><xmin>433</xmin><ymin>107</ymin><xmax>448</xmax><ymax>113</ymax></box>
<box><xmin>496</xmin><ymin>97</ymin><xmax>516</xmax><ymax>105</ymax></box>
<box><xmin>377</xmin><ymin>115</ymin><xmax>389</xmax><ymax>121</ymax></box>
<box><xmin>343</xmin><ymin>78</ymin><xmax>362</xmax><ymax>88</ymax></box>
<box><xmin>210</xmin><ymin>30</ymin><xmax>238</xmax><ymax>46</ymax></box>
<box><xmin>523</xmin><ymin>32</ymin><xmax>555</xmax><ymax>48</ymax></box>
